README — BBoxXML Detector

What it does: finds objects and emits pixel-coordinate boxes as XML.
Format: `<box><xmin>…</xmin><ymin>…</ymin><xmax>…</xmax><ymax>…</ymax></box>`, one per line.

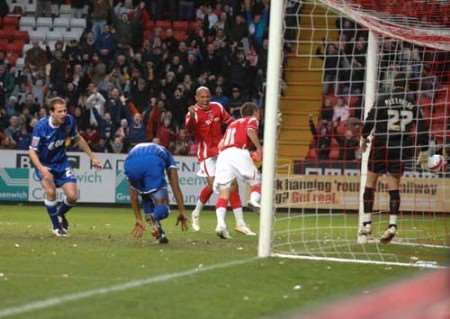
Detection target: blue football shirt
<box><xmin>30</xmin><ymin>115</ymin><xmax>78</xmax><ymax>166</ymax></box>
<box><xmin>124</xmin><ymin>143</ymin><xmax>177</xmax><ymax>193</ymax></box>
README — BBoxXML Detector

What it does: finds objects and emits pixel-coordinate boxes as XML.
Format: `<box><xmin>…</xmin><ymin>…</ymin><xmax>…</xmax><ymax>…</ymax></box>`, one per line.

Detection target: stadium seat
<box><xmin>46</xmin><ymin>30</ymin><xmax>63</xmax><ymax>42</ymax></box>
<box><xmin>36</xmin><ymin>26</ymin><xmax>51</xmax><ymax>35</ymax></box>
<box><xmin>24</xmin><ymin>0</ymin><xmax>37</xmax><ymax>15</ymax></box>
<box><xmin>19</xmin><ymin>16</ymin><xmax>36</xmax><ymax>29</ymax></box>
<box><xmin>329</xmin><ymin>139</ymin><xmax>340</xmax><ymax>160</ymax></box>
<box><xmin>173</xmin><ymin>31</ymin><xmax>187</xmax><ymax>42</ymax></box>
<box><xmin>306</xmin><ymin>146</ymin><xmax>317</xmax><ymax>160</ymax></box>
<box><xmin>173</xmin><ymin>21</ymin><xmax>188</xmax><ymax>31</ymax></box>
<box><xmin>0</xmin><ymin>30</ymin><xmax>9</xmax><ymax>41</ymax></box>
<box><xmin>143</xmin><ymin>30</ymin><xmax>152</xmax><ymax>41</ymax></box>
<box><xmin>144</xmin><ymin>20</ymin><xmax>154</xmax><ymax>31</ymax></box>
<box><xmin>70</xmin><ymin>18</ymin><xmax>86</xmax><ymax>29</ymax></box>
<box><xmin>12</xmin><ymin>30</ymin><xmax>29</xmax><ymax>43</ymax></box>
<box><xmin>19</xmin><ymin>25</ymin><xmax>34</xmax><ymax>34</ymax></box>
<box><xmin>188</xmin><ymin>20</ymin><xmax>202</xmax><ymax>32</ymax></box>
<box><xmin>7</xmin><ymin>41</ymin><xmax>24</xmax><ymax>56</ymax></box>
<box><xmin>36</xmin><ymin>17</ymin><xmax>52</xmax><ymax>28</ymax></box>
<box><xmin>53</xmin><ymin>17</ymin><xmax>70</xmax><ymax>29</ymax></box>
<box><xmin>63</xmin><ymin>29</ymin><xmax>82</xmax><ymax>42</ymax></box>
<box><xmin>59</xmin><ymin>4</ymin><xmax>73</xmax><ymax>17</ymax></box>
<box><xmin>155</xmin><ymin>20</ymin><xmax>171</xmax><ymax>29</ymax></box>
<box><xmin>3</xmin><ymin>16</ymin><xmax>19</xmax><ymax>30</ymax></box>
<box><xmin>28</xmin><ymin>29</ymin><xmax>46</xmax><ymax>42</ymax></box>
<box><xmin>0</xmin><ymin>41</ymin><xmax>7</xmax><ymax>53</ymax></box>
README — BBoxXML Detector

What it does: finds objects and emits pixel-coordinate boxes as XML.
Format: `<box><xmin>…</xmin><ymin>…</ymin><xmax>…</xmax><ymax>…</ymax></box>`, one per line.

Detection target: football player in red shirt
<box><xmin>213</xmin><ymin>102</ymin><xmax>262</xmax><ymax>239</ymax></box>
<box><xmin>185</xmin><ymin>87</ymin><xmax>256</xmax><ymax>235</ymax></box>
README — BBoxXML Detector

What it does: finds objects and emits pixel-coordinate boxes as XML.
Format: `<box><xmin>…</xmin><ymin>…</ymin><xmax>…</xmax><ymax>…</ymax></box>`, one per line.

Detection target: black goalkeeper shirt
<box><xmin>362</xmin><ymin>90</ymin><xmax>429</xmax><ymax>149</ymax></box>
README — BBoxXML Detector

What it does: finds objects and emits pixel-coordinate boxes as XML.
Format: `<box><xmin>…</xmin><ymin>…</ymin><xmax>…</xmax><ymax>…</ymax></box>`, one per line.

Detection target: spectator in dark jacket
<box><xmin>309</xmin><ymin>115</ymin><xmax>331</xmax><ymax>160</ymax></box>
<box><xmin>127</xmin><ymin>113</ymin><xmax>146</xmax><ymax>147</ymax></box>
<box><xmin>228</xmin><ymin>86</ymin><xmax>244</xmax><ymax>118</ymax></box>
<box><xmin>49</xmin><ymin>50</ymin><xmax>66</xmax><ymax>95</ymax></box>
<box><xmin>95</xmin><ymin>25</ymin><xmax>116</xmax><ymax>62</ymax></box>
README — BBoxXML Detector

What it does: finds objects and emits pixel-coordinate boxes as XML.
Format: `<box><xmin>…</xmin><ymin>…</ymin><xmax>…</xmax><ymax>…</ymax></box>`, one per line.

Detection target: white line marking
<box><xmin>0</xmin><ymin>257</ymin><xmax>256</xmax><ymax>318</ymax></box>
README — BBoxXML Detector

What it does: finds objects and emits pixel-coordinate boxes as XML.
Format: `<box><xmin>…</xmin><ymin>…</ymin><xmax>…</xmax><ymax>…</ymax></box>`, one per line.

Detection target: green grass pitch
<box><xmin>0</xmin><ymin>205</ymin><xmax>447</xmax><ymax>319</ymax></box>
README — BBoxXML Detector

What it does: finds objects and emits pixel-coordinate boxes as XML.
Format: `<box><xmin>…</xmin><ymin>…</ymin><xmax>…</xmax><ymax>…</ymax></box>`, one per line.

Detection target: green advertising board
<box><xmin>115</xmin><ymin>170</ymin><xmax>130</xmax><ymax>203</ymax></box>
<box><xmin>0</xmin><ymin>168</ymin><xmax>29</xmax><ymax>201</ymax></box>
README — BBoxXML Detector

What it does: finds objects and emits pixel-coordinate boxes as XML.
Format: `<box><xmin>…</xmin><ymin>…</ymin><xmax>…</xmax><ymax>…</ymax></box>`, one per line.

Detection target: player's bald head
<box><xmin>195</xmin><ymin>86</ymin><xmax>210</xmax><ymax>96</ymax></box>
<box><xmin>195</xmin><ymin>86</ymin><xmax>211</xmax><ymax>108</ymax></box>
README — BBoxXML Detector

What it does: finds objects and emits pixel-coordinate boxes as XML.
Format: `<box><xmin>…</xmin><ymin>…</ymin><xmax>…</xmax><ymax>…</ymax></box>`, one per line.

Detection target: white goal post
<box><xmin>258</xmin><ymin>0</ymin><xmax>450</xmax><ymax>268</ymax></box>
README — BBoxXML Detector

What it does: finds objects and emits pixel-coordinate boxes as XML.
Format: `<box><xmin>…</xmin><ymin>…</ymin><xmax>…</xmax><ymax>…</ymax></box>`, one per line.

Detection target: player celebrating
<box><xmin>29</xmin><ymin>97</ymin><xmax>102</xmax><ymax>237</ymax></box>
<box><xmin>125</xmin><ymin>142</ymin><xmax>188</xmax><ymax>244</ymax></box>
<box><xmin>360</xmin><ymin>76</ymin><xmax>429</xmax><ymax>243</ymax></box>
<box><xmin>213</xmin><ymin>102</ymin><xmax>262</xmax><ymax>239</ymax></box>
<box><xmin>185</xmin><ymin>86</ymin><xmax>255</xmax><ymax>235</ymax></box>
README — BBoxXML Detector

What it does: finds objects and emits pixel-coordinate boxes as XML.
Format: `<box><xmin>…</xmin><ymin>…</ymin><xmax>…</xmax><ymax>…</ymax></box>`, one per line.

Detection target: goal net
<box><xmin>260</xmin><ymin>0</ymin><xmax>450</xmax><ymax>268</ymax></box>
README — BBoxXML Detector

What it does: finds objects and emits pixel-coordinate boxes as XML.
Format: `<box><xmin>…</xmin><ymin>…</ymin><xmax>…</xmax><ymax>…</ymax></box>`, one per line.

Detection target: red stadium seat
<box><xmin>173</xmin><ymin>30</ymin><xmax>187</xmax><ymax>42</ymax></box>
<box><xmin>155</xmin><ymin>20</ymin><xmax>171</xmax><ymax>29</ymax></box>
<box><xmin>306</xmin><ymin>147</ymin><xmax>317</xmax><ymax>160</ymax></box>
<box><xmin>144</xmin><ymin>20</ymin><xmax>154</xmax><ymax>31</ymax></box>
<box><xmin>329</xmin><ymin>139</ymin><xmax>340</xmax><ymax>160</ymax></box>
<box><xmin>7</xmin><ymin>41</ymin><xmax>24</xmax><ymax>56</ymax></box>
<box><xmin>2</xmin><ymin>16</ymin><xmax>19</xmax><ymax>29</ymax></box>
<box><xmin>188</xmin><ymin>20</ymin><xmax>202</xmax><ymax>32</ymax></box>
<box><xmin>12</xmin><ymin>30</ymin><xmax>29</xmax><ymax>43</ymax></box>
<box><xmin>5</xmin><ymin>53</ymin><xmax>18</xmax><ymax>65</ymax></box>
<box><xmin>0</xmin><ymin>30</ymin><xmax>8</xmax><ymax>41</ymax></box>
<box><xmin>173</xmin><ymin>21</ymin><xmax>188</xmax><ymax>31</ymax></box>
<box><xmin>0</xmin><ymin>41</ymin><xmax>7</xmax><ymax>53</ymax></box>
<box><xmin>143</xmin><ymin>30</ymin><xmax>152</xmax><ymax>41</ymax></box>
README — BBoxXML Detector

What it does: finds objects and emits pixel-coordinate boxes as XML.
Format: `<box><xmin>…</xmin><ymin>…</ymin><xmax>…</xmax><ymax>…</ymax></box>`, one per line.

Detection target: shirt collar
<box><xmin>48</xmin><ymin>116</ymin><xmax>60</xmax><ymax>128</ymax></box>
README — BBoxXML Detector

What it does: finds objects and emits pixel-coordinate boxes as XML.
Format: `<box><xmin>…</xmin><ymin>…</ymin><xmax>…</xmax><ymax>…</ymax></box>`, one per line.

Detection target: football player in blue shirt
<box><xmin>29</xmin><ymin>97</ymin><xmax>102</xmax><ymax>237</ymax></box>
<box><xmin>125</xmin><ymin>142</ymin><xmax>188</xmax><ymax>244</ymax></box>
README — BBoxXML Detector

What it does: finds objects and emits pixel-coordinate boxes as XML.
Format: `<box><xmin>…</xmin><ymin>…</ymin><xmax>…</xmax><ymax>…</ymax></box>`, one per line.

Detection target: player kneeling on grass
<box><xmin>213</xmin><ymin>102</ymin><xmax>262</xmax><ymax>239</ymax></box>
<box><xmin>125</xmin><ymin>142</ymin><xmax>188</xmax><ymax>244</ymax></box>
<box><xmin>29</xmin><ymin>97</ymin><xmax>102</xmax><ymax>237</ymax></box>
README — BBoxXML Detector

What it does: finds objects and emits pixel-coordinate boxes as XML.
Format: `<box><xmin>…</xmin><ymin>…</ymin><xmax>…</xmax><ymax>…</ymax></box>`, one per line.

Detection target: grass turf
<box><xmin>0</xmin><ymin>205</ymin><xmax>445</xmax><ymax>319</ymax></box>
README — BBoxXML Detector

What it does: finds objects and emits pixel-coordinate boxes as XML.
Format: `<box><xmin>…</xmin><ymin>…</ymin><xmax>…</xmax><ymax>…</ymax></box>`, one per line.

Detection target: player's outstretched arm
<box><xmin>167</xmin><ymin>168</ymin><xmax>189</xmax><ymax>231</ymax></box>
<box><xmin>129</xmin><ymin>185</ymin><xmax>145</xmax><ymax>239</ymax></box>
<box><xmin>73</xmin><ymin>135</ymin><xmax>102</xmax><ymax>169</ymax></box>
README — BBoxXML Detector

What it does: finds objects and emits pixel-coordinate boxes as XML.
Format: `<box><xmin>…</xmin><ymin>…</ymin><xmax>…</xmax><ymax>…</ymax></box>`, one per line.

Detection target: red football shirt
<box><xmin>221</xmin><ymin>116</ymin><xmax>259</xmax><ymax>150</ymax></box>
<box><xmin>185</xmin><ymin>102</ymin><xmax>232</xmax><ymax>161</ymax></box>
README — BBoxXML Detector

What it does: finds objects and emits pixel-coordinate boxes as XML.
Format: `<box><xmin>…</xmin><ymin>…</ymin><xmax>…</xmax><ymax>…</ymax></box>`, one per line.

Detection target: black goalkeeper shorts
<box><xmin>368</xmin><ymin>145</ymin><xmax>405</xmax><ymax>175</ymax></box>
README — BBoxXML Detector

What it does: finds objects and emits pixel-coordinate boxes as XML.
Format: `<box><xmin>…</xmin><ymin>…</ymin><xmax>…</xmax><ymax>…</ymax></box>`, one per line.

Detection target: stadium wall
<box><xmin>0</xmin><ymin>150</ymin><xmax>248</xmax><ymax>206</ymax></box>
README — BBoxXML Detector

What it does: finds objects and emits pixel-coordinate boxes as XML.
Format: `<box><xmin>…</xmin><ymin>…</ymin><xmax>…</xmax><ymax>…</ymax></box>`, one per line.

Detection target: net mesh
<box><xmin>272</xmin><ymin>0</ymin><xmax>450</xmax><ymax>267</ymax></box>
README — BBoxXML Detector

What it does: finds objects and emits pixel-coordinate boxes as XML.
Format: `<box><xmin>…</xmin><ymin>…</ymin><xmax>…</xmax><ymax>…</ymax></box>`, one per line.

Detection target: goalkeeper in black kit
<box><xmin>359</xmin><ymin>75</ymin><xmax>429</xmax><ymax>243</ymax></box>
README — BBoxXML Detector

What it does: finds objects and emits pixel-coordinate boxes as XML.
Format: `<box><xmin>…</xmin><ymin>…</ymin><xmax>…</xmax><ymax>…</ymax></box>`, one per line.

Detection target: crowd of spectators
<box><xmin>0</xmin><ymin>0</ymin><xmax>272</xmax><ymax>155</ymax></box>
<box><xmin>309</xmin><ymin>14</ymin><xmax>450</xmax><ymax>162</ymax></box>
